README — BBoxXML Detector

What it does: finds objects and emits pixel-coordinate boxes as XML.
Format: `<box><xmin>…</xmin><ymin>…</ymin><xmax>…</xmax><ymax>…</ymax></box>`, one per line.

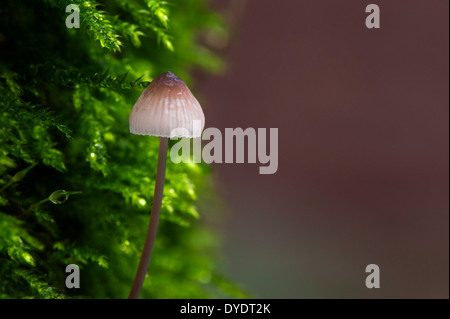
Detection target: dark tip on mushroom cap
<box><xmin>152</xmin><ymin>71</ymin><xmax>185</xmax><ymax>87</ymax></box>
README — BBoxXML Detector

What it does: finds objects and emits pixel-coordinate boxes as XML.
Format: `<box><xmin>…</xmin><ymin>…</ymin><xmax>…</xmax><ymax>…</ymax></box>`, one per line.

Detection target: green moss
<box><xmin>0</xmin><ymin>0</ymin><xmax>246</xmax><ymax>298</ymax></box>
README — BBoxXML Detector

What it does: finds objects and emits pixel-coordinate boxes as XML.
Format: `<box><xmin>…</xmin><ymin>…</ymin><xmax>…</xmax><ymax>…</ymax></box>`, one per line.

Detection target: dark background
<box><xmin>196</xmin><ymin>0</ymin><xmax>449</xmax><ymax>298</ymax></box>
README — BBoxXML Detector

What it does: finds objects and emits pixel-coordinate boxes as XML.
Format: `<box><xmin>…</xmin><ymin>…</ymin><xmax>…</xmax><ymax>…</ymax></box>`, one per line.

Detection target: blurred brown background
<box><xmin>197</xmin><ymin>0</ymin><xmax>449</xmax><ymax>298</ymax></box>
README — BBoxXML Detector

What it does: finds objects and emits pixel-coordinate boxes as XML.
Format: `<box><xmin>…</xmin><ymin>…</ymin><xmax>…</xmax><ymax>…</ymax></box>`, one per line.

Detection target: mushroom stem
<box><xmin>128</xmin><ymin>137</ymin><xmax>169</xmax><ymax>299</ymax></box>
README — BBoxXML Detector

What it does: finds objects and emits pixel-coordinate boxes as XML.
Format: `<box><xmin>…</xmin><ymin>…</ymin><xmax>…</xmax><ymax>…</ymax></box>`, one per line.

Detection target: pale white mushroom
<box><xmin>128</xmin><ymin>71</ymin><xmax>205</xmax><ymax>299</ymax></box>
<box><xmin>130</xmin><ymin>71</ymin><xmax>205</xmax><ymax>138</ymax></box>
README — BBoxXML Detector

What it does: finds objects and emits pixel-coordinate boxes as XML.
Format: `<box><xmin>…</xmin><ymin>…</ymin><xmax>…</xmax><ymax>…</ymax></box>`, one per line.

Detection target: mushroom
<box><xmin>128</xmin><ymin>71</ymin><xmax>205</xmax><ymax>299</ymax></box>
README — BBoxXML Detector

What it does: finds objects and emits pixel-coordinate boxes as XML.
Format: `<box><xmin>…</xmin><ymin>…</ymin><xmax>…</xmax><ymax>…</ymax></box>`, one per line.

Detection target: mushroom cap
<box><xmin>129</xmin><ymin>72</ymin><xmax>205</xmax><ymax>138</ymax></box>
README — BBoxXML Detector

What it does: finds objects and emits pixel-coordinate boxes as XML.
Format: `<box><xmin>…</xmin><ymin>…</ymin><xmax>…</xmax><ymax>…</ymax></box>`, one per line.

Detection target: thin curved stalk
<box><xmin>128</xmin><ymin>137</ymin><xmax>168</xmax><ymax>299</ymax></box>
